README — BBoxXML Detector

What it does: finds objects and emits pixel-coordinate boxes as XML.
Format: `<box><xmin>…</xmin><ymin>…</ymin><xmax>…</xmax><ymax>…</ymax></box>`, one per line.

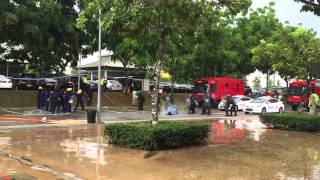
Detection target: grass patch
<box><xmin>104</xmin><ymin>121</ymin><xmax>209</xmax><ymax>150</ymax></box>
<box><xmin>260</xmin><ymin>113</ymin><xmax>320</xmax><ymax>132</ymax></box>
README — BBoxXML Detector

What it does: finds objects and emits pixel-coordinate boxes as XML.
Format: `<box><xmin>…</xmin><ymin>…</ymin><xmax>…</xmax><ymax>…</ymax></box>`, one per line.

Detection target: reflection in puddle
<box><xmin>0</xmin><ymin>121</ymin><xmax>319</xmax><ymax>180</ymax></box>
<box><xmin>209</xmin><ymin>120</ymin><xmax>268</xmax><ymax>144</ymax></box>
<box><xmin>60</xmin><ymin>137</ymin><xmax>107</xmax><ymax>165</ymax></box>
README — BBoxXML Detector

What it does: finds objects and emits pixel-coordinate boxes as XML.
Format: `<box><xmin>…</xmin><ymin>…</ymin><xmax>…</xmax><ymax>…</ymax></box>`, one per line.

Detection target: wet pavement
<box><xmin>0</xmin><ymin>107</ymin><xmax>258</xmax><ymax>130</ymax></box>
<box><xmin>0</xmin><ymin>120</ymin><xmax>319</xmax><ymax>180</ymax></box>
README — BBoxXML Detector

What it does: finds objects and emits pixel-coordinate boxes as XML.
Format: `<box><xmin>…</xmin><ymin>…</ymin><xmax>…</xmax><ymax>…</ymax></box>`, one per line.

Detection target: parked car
<box><xmin>244</xmin><ymin>97</ymin><xmax>284</xmax><ymax>114</ymax></box>
<box><xmin>39</xmin><ymin>78</ymin><xmax>58</xmax><ymax>89</ymax></box>
<box><xmin>107</xmin><ymin>80</ymin><xmax>123</xmax><ymax>91</ymax></box>
<box><xmin>0</xmin><ymin>75</ymin><xmax>13</xmax><ymax>89</ymax></box>
<box><xmin>159</xmin><ymin>82</ymin><xmax>172</xmax><ymax>93</ymax></box>
<box><xmin>218</xmin><ymin>95</ymin><xmax>253</xmax><ymax>111</ymax></box>
<box><xmin>12</xmin><ymin>73</ymin><xmax>38</xmax><ymax>90</ymax></box>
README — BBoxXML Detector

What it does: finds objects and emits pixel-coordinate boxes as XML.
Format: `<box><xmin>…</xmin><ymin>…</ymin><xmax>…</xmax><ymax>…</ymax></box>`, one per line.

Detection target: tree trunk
<box><xmin>285</xmin><ymin>76</ymin><xmax>288</xmax><ymax>88</ymax></box>
<box><xmin>123</xmin><ymin>65</ymin><xmax>129</xmax><ymax>93</ymax></box>
<box><xmin>170</xmin><ymin>57</ymin><xmax>177</xmax><ymax>104</ymax></box>
<box><xmin>151</xmin><ymin>24</ymin><xmax>165</xmax><ymax>125</ymax></box>
<box><xmin>170</xmin><ymin>71</ymin><xmax>175</xmax><ymax>104</ymax></box>
<box><xmin>266</xmin><ymin>71</ymin><xmax>269</xmax><ymax>93</ymax></box>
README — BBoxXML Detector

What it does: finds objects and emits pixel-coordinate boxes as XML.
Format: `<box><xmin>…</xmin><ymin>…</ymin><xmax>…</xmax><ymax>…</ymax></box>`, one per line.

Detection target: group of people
<box><xmin>186</xmin><ymin>93</ymin><xmax>237</xmax><ymax>116</ymax></box>
<box><xmin>36</xmin><ymin>83</ymin><xmax>93</xmax><ymax>114</ymax></box>
<box><xmin>186</xmin><ymin>93</ymin><xmax>212</xmax><ymax>115</ymax></box>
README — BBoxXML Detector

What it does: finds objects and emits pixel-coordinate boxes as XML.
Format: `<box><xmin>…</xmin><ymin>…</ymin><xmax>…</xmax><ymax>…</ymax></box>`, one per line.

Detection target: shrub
<box><xmin>260</xmin><ymin>113</ymin><xmax>320</xmax><ymax>132</ymax></box>
<box><xmin>104</xmin><ymin>121</ymin><xmax>209</xmax><ymax>150</ymax></box>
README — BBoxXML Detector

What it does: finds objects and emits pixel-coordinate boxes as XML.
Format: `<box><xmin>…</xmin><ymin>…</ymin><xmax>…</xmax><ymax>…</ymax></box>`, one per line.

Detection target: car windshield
<box><xmin>251</xmin><ymin>98</ymin><xmax>267</xmax><ymax>103</ymax></box>
<box><xmin>194</xmin><ymin>84</ymin><xmax>208</xmax><ymax>93</ymax></box>
<box><xmin>288</xmin><ymin>87</ymin><xmax>305</xmax><ymax>96</ymax></box>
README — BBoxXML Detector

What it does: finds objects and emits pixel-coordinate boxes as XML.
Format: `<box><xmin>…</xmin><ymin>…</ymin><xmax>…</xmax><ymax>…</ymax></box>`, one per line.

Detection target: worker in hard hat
<box><xmin>64</xmin><ymin>88</ymin><xmax>73</xmax><ymax>112</ymax></box>
<box><xmin>74</xmin><ymin>88</ymin><xmax>85</xmax><ymax>112</ymax></box>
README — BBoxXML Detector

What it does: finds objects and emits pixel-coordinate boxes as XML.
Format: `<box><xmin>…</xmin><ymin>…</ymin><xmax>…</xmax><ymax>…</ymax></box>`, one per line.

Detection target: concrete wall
<box><xmin>0</xmin><ymin>90</ymin><xmax>188</xmax><ymax>109</ymax></box>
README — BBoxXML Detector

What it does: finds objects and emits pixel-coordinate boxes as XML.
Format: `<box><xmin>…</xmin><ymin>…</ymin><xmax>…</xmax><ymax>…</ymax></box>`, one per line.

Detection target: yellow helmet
<box><xmin>38</xmin><ymin>86</ymin><xmax>43</xmax><ymax>90</ymax></box>
<box><xmin>77</xmin><ymin>89</ymin><xmax>82</xmax><ymax>94</ymax></box>
<box><xmin>67</xmin><ymin>88</ymin><xmax>72</xmax><ymax>92</ymax></box>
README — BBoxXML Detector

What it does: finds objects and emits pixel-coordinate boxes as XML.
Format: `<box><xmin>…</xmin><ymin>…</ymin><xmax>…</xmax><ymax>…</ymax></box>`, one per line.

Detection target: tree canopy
<box><xmin>0</xmin><ymin>0</ymin><xmax>89</xmax><ymax>76</ymax></box>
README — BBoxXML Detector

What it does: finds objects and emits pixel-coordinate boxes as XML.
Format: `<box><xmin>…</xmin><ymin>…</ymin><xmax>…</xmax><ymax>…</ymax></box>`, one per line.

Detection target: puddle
<box><xmin>0</xmin><ymin>121</ymin><xmax>319</xmax><ymax>179</ymax></box>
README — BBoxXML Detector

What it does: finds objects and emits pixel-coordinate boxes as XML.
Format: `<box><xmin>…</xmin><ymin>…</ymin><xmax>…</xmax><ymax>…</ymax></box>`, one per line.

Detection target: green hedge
<box><xmin>104</xmin><ymin>121</ymin><xmax>209</xmax><ymax>150</ymax></box>
<box><xmin>260</xmin><ymin>113</ymin><xmax>320</xmax><ymax>132</ymax></box>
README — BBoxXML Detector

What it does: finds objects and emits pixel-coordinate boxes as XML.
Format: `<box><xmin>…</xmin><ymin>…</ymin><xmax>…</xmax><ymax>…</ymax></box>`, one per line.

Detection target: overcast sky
<box><xmin>251</xmin><ymin>0</ymin><xmax>320</xmax><ymax>35</ymax></box>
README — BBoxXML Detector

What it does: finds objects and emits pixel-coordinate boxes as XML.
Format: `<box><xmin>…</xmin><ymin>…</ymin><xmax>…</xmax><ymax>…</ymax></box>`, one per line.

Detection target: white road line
<box><xmin>101</xmin><ymin>117</ymin><xmax>118</xmax><ymax>119</ymax></box>
<box><xmin>0</xmin><ymin>109</ymin><xmax>24</xmax><ymax>115</ymax></box>
<box><xmin>20</xmin><ymin>113</ymin><xmax>66</xmax><ymax>117</ymax></box>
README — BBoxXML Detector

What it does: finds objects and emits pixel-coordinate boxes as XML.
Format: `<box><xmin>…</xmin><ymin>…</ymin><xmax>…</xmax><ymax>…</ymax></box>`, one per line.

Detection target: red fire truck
<box><xmin>193</xmin><ymin>77</ymin><xmax>244</xmax><ymax>107</ymax></box>
<box><xmin>288</xmin><ymin>79</ymin><xmax>320</xmax><ymax>110</ymax></box>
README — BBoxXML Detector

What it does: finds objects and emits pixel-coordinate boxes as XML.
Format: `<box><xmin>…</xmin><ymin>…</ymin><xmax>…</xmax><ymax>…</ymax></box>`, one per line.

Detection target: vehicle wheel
<box><xmin>279</xmin><ymin>107</ymin><xmax>284</xmax><ymax>113</ymax></box>
<box><xmin>262</xmin><ymin>108</ymin><xmax>267</xmax><ymax>114</ymax></box>
<box><xmin>245</xmin><ymin>112</ymin><xmax>249</xmax><ymax>115</ymax></box>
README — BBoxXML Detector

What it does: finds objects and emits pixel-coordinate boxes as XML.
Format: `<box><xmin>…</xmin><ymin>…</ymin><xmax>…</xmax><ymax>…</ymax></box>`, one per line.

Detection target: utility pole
<box><xmin>6</xmin><ymin>61</ymin><xmax>9</xmax><ymax>77</ymax></box>
<box><xmin>78</xmin><ymin>50</ymin><xmax>82</xmax><ymax>90</ymax></box>
<box><xmin>97</xmin><ymin>8</ymin><xmax>102</xmax><ymax>122</ymax></box>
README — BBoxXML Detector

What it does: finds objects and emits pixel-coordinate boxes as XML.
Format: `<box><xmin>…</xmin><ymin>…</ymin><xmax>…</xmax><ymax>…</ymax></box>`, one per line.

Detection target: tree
<box><xmin>1</xmin><ymin>0</ymin><xmax>89</xmax><ymax>76</ymax></box>
<box><xmin>78</xmin><ymin>0</ymin><xmax>252</xmax><ymax>124</ymax></box>
<box><xmin>252</xmin><ymin>77</ymin><xmax>261</xmax><ymax>90</ymax></box>
<box><xmin>231</xmin><ymin>1</ymin><xmax>281</xmax><ymax>78</ymax></box>
<box><xmin>252</xmin><ymin>39</ymin><xmax>278</xmax><ymax>92</ymax></box>
<box><xmin>294</xmin><ymin>0</ymin><xmax>320</xmax><ymax>15</ymax></box>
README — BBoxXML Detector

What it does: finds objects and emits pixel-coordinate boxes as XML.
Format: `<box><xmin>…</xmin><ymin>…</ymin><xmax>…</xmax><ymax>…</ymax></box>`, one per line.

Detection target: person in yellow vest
<box><xmin>308</xmin><ymin>89</ymin><xmax>319</xmax><ymax>115</ymax></box>
<box><xmin>82</xmin><ymin>75</ymin><xmax>88</xmax><ymax>84</ymax></box>
<box><xmin>81</xmin><ymin>75</ymin><xmax>88</xmax><ymax>90</ymax></box>
<box><xmin>96</xmin><ymin>79</ymin><xmax>106</xmax><ymax>91</ymax></box>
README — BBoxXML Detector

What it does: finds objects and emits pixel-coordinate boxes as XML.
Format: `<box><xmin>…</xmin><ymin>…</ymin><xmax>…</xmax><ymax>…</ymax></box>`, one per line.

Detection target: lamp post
<box><xmin>78</xmin><ymin>50</ymin><xmax>82</xmax><ymax>90</ymax></box>
<box><xmin>97</xmin><ymin>8</ymin><xmax>102</xmax><ymax>122</ymax></box>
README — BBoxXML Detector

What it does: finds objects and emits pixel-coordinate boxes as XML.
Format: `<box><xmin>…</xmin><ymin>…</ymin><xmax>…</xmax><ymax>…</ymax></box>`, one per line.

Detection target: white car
<box><xmin>218</xmin><ymin>96</ymin><xmax>252</xmax><ymax>111</ymax></box>
<box><xmin>0</xmin><ymin>75</ymin><xmax>13</xmax><ymax>89</ymax></box>
<box><xmin>107</xmin><ymin>80</ymin><xmax>123</xmax><ymax>91</ymax></box>
<box><xmin>244</xmin><ymin>97</ymin><xmax>284</xmax><ymax>114</ymax></box>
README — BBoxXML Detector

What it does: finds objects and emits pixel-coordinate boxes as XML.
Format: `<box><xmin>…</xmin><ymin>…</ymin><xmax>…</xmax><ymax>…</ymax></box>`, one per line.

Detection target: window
<box><xmin>211</xmin><ymin>84</ymin><xmax>217</xmax><ymax>92</ymax></box>
<box><xmin>241</xmin><ymin>97</ymin><xmax>251</xmax><ymax>101</ymax></box>
<box><xmin>268</xmin><ymin>99</ymin><xmax>278</xmax><ymax>103</ymax></box>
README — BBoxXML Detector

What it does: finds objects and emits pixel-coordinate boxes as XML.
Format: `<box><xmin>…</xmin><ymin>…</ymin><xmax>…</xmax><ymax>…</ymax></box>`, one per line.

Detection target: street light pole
<box><xmin>6</xmin><ymin>61</ymin><xmax>9</xmax><ymax>77</ymax></box>
<box><xmin>78</xmin><ymin>50</ymin><xmax>82</xmax><ymax>90</ymax></box>
<box><xmin>97</xmin><ymin>8</ymin><xmax>102</xmax><ymax>122</ymax></box>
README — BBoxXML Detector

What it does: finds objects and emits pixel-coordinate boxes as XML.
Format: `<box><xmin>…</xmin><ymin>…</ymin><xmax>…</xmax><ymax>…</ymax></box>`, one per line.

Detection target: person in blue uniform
<box><xmin>37</xmin><ymin>86</ymin><xmax>44</xmax><ymax>110</ymax></box>
<box><xmin>137</xmin><ymin>91</ymin><xmax>145</xmax><ymax>111</ymax></box>
<box><xmin>201</xmin><ymin>93</ymin><xmax>211</xmax><ymax>115</ymax></box>
<box><xmin>64</xmin><ymin>88</ymin><xmax>73</xmax><ymax>112</ymax></box>
<box><xmin>74</xmin><ymin>89</ymin><xmax>85</xmax><ymax>112</ymax></box>
<box><xmin>50</xmin><ymin>87</ymin><xmax>59</xmax><ymax>114</ymax></box>
<box><xmin>43</xmin><ymin>87</ymin><xmax>50</xmax><ymax>111</ymax></box>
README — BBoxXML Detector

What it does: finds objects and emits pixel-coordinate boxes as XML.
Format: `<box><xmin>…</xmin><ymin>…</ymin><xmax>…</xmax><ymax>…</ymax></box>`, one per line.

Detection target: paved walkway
<box><xmin>0</xmin><ymin>107</ymin><xmax>260</xmax><ymax>130</ymax></box>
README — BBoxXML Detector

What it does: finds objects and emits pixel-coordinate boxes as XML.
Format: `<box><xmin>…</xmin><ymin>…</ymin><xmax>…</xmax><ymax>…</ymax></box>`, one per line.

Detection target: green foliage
<box><xmin>260</xmin><ymin>113</ymin><xmax>320</xmax><ymax>132</ymax></box>
<box><xmin>232</xmin><ymin>2</ymin><xmax>280</xmax><ymax>77</ymax></box>
<box><xmin>0</xmin><ymin>0</ymin><xmax>90</xmax><ymax>76</ymax></box>
<box><xmin>105</xmin><ymin>121</ymin><xmax>209</xmax><ymax>150</ymax></box>
<box><xmin>252</xmin><ymin>77</ymin><xmax>261</xmax><ymax>90</ymax></box>
<box><xmin>294</xmin><ymin>0</ymin><xmax>320</xmax><ymax>16</ymax></box>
